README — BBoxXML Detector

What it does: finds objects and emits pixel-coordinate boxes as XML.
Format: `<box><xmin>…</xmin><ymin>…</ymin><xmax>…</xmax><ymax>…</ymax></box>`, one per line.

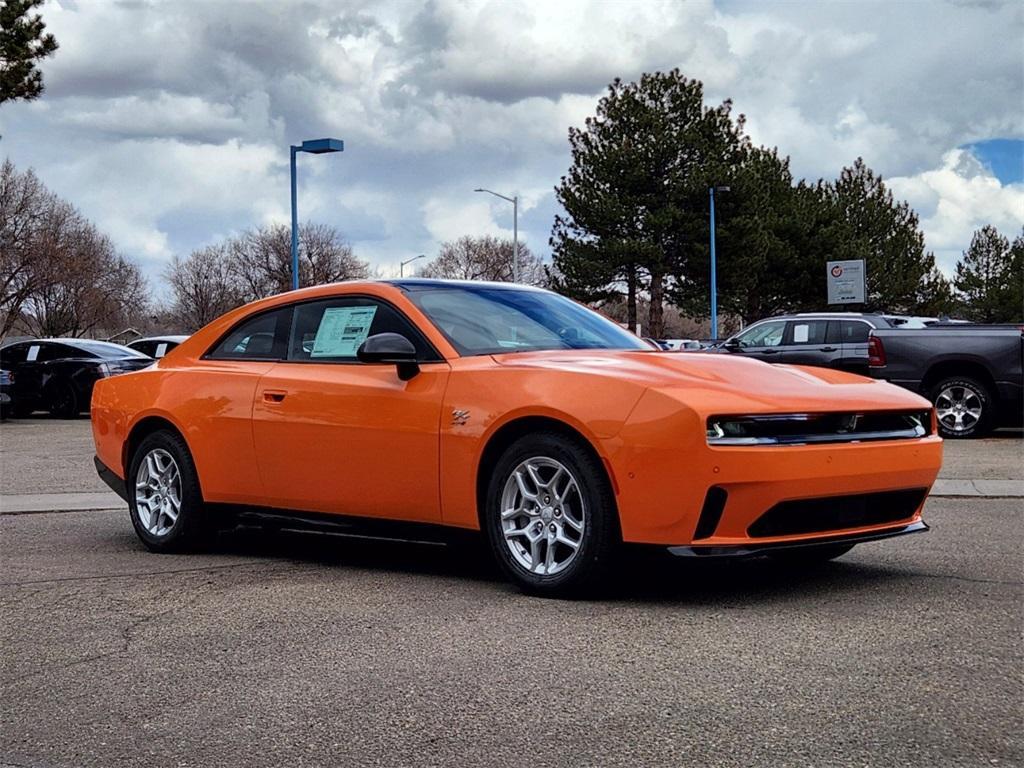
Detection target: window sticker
<box><xmin>26</xmin><ymin>345</ymin><xmax>40</xmax><ymax>361</ymax></box>
<box><xmin>311</xmin><ymin>306</ymin><xmax>378</xmax><ymax>358</ymax></box>
<box><xmin>793</xmin><ymin>324</ymin><xmax>810</xmax><ymax>343</ymax></box>
<box><xmin>155</xmin><ymin>343</ymin><xmax>168</xmax><ymax>358</ymax></box>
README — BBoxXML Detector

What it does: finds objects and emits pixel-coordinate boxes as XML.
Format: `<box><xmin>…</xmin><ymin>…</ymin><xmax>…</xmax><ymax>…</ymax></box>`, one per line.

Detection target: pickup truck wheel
<box><xmin>931</xmin><ymin>376</ymin><xmax>992</xmax><ymax>439</ymax></box>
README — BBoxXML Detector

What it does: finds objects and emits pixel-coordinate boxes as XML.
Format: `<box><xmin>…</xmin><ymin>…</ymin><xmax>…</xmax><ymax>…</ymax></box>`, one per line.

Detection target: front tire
<box><xmin>931</xmin><ymin>376</ymin><xmax>992</xmax><ymax>439</ymax></box>
<box><xmin>484</xmin><ymin>432</ymin><xmax>619</xmax><ymax>597</ymax></box>
<box><xmin>128</xmin><ymin>430</ymin><xmax>210</xmax><ymax>552</ymax></box>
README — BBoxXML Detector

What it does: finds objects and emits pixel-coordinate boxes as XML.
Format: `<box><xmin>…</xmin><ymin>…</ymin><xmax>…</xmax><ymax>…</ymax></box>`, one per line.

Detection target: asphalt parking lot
<box><xmin>1</xmin><ymin>419</ymin><xmax>1022</xmax><ymax>767</ymax></box>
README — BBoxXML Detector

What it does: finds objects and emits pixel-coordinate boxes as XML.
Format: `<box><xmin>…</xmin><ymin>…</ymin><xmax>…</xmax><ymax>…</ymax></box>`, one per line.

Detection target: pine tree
<box><xmin>0</xmin><ymin>0</ymin><xmax>58</xmax><ymax>105</ymax></box>
<box><xmin>551</xmin><ymin>70</ymin><xmax>747</xmax><ymax>337</ymax></box>
<box><xmin>954</xmin><ymin>225</ymin><xmax>1022</xmax><ymax>322</ymax></box>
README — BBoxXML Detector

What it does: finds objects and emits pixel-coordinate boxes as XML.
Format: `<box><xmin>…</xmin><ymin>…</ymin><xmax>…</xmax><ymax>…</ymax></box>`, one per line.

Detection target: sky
<box><xmin>0</xmin><ymin>0</ymin><xmax>1022</xmax><ymax>294</ymax></box>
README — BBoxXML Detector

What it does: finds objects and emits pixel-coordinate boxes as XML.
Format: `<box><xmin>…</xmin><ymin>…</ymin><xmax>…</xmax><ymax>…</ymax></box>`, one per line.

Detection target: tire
<box><xmin>930</xmin><ymin>376</ymin><xmax>993</xmax><ymax>439</ymax></box>
<box><xmin>768</xmin><ymin>543</ymin><xmax>855</xmax><ymax>564</ymax></box>
<box><xmin>127</xmin><ymin>430</ymin><xmax>210</xmax><ymax>553</ymax></box>
<box><xmin>47</xmin><ymin>381</ymin><xmax>78</xmax><ymax>419</ymax></box>
<box><xmin>12</xmin><ymin>402</ymin><xmax>34</xmax><ymax>418</ymax></box>
<box><xmin>483</xmin><ymin>431</ymin><xmax>619</xmax><ymax>597</ymax></box>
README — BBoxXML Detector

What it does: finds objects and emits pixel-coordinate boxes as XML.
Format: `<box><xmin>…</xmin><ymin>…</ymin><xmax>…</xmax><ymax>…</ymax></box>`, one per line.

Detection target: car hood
<box><xmin>490</xmin><ymin>349</ymin><xmax>932</xmax><ymax>414</ymax></box>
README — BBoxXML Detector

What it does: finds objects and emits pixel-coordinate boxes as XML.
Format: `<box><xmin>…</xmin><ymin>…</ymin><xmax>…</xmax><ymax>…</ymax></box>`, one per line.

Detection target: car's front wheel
<box><xmin>484</xmin><ymin>432</ymin><xmax>619</xmax><ymax>597</ymax></box>
<box><xmin>48</xmin><ymin>381</ymin><xmax>78</xmax><ymax>419</ymax></box>
<box><xmin>128</xmin><ymin>430</ymin><xmax>210</xmax><ymax>552</ymax></box>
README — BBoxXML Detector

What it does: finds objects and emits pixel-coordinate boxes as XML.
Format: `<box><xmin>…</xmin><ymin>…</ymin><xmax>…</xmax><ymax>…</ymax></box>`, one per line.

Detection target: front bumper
<box><xmin>667</xmin><ymin>520</ymin><xmax>928</xmax><ymax>558</ymax></box>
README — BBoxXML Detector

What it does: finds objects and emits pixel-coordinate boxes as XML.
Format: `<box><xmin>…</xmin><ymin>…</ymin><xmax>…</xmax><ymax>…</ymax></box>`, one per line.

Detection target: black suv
<box><xmin>718</xmin><ymin>313</ymin><xmax>894</xmax><ymax>375</ymax></box>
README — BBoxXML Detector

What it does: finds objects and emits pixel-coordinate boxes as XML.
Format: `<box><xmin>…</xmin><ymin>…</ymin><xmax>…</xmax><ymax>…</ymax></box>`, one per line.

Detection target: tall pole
<box><xmin>290</xmin><ymin>145</ymin><xmax>299</xmax><ymax>291</ymax></box>
<box><xmin>512</xmin><ymin>195</ymin><xmax>519</xmax><ymax>284</ymax></box>
<box><xmin>709</xmin><ymin>186</ymin><xmax>718</xmax><ymax>340</ymax></box>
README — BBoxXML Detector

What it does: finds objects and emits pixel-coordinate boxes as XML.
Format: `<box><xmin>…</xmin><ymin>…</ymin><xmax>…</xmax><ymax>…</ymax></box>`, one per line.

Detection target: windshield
<box><xmin>405</xmin><ymin>285</ymin><xmax>649</xmax><ymax>356</ymax></box>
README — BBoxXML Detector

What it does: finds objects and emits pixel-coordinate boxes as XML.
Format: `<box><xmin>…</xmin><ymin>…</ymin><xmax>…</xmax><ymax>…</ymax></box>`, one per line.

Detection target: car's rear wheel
<box><xmin>128</xmin><ymin>430</ymin><xmax>210</xmax><ymax>552</ymax></box>
<box><xmin>484</xmin><ymin>432</ymin><xmax>619</xmax><ymax>597</ymax></box>
<box><xmin>768</xmin><ymin>543</ymin><xmax>855</xmax><ymax>564</ymax></box>
<box><xmin>48</xmin><ymin>381</ymin><xmax>78</xmax><ymax>419</ymax></box>
<box><xmin>931</xmin><ymin>376</ymin><xmax>992</xmax><ymax>439</ymax></box>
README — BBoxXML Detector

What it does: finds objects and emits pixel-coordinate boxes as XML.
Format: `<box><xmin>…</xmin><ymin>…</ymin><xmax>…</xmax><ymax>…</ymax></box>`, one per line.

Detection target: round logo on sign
<box><xmin>831</xmin><ymin>265</ymin><xmax>844</xmax><ymax>278</ymax></box>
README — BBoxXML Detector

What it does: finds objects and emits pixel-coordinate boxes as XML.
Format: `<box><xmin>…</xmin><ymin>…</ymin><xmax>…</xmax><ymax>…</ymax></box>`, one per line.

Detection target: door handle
<box><xmin>760</xmin><ymin>349</ymin><xmax>779</xmax><ymax>355</ymax></box>
<box><xmin>262</xmin><ymin>390</ymin><xmax>287</xmax><ymax>403</ymax></box>
<box><xmin>819</xmin><ymin>346</ymin><xmax>838</xmax><ymax>352</ymax></box>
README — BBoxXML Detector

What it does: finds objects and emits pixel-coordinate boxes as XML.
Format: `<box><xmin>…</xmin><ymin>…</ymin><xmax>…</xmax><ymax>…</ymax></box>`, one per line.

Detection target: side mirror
<box><xmin>357</xmin><ymin>333</ymin><xmax>420</xmax><ymax>381</ymax></box>
<box><xmin>723</xmin><ymin>338</ymin><xmax>741</xmax><ymax>351</ymax></box>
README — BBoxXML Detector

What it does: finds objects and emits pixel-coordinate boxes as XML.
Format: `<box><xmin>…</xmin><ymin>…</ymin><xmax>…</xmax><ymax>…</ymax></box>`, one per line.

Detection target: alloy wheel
<box><xmin>935</xmin><ymin>385</ymin><xmax>983</xmax><ymax>434</ymax></box>
<box><xmin>134</xmin><ymin>448</ymin><xmax>182</xmax><ymax>537</ymax></box>
<box><xmin>500</xmin><ymin>456</ymin><xmax>586</xmax><ymax>576</ymax></box>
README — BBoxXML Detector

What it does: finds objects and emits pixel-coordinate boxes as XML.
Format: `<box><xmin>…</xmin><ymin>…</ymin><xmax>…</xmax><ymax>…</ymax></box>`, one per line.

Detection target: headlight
<box><xmin>707</xmin><ymin>411</ymin><xmax>930</xmax><ymax>446</ymax></box>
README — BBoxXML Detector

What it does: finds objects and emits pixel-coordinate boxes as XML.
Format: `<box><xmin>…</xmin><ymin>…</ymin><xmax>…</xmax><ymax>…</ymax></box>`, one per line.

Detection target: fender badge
<box><xmin>451</xmin><ymin>409</ymin><xmax>470</xmax><ymax>426</ymax></box>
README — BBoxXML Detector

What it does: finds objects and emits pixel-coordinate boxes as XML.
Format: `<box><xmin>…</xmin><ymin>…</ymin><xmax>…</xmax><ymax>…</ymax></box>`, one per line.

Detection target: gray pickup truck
<box><xmin>868</xmin><ymin>325</ymin><xmax>1023</xmax><ymax>438</ymax></box>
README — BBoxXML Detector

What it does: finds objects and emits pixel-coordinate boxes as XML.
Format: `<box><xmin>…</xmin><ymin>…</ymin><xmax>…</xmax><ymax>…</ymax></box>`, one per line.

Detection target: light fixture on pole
<box><xmin>708</xmin><ymin>185</ymin><xmax>730</xmax><ymax>340</ymax></box>
<box><xmin>290</xmin><ymin>138</ymin><xmax>344</xmax><ymax>291</ymax></box>
<box><xmin>474</xmin><ymin>188</ymin><xmax>519</xmax><ymax>283</ymax></box>
<box><xmin>400</xmin><ymin>254</ymin><xmax>426</xmax><ymax>277</ymax></box>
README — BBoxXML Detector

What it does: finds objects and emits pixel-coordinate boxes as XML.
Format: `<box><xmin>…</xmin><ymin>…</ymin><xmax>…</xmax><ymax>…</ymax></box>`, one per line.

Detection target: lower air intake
<box><xmin>747</xmin><ymin>488</ymin><xmax>928</xmax><ymax>538</ymax></box>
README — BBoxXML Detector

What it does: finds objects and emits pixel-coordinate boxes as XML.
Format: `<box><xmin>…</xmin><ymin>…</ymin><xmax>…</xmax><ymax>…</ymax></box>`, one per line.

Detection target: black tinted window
<box><xmin>209</xmin><ymin>308</ymin><xmax>291</xmax><ymax>360</ymax></box>
<box><xmin>288</xmin><ymin>298</ymin><xmax>433</xmax><ymax>362</ymax></box>
<box><xmin>841</xmin><ymin>321</ymin><xmax>870</xmax><ymax>343</ymax></box>
<box><xmin>0</xmin><ymin>344</ymin><xmax>28</xmax><ymax>364</ymax></box>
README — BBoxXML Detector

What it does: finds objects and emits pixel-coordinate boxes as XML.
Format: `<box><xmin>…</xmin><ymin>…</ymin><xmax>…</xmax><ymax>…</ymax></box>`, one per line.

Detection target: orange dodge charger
<box><xmin>92</xmin><ymin>279</ymin><xmax>942</xmax><ymax>596</ymax></box>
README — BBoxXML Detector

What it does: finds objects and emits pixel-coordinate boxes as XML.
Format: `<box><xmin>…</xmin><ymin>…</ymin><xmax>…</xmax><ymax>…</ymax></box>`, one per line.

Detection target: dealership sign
<box><xmin>826</xmin><ymin>259</ymin><xmax>866</xmax><ymax>304</ymax></box>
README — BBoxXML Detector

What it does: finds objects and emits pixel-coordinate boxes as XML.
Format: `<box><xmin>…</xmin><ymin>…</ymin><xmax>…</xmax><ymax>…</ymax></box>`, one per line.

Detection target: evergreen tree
<box><xmin>0</xmin><ymin>0</ymin><xmax>58</xmax><ymax>105</ymax></box>
<box><xmin>551</xmin><ymin>70</ymin><xmax>747</xmax><ymax>337</ymax></box>
<box><xmin>817</xmin><ymin>158</ymin><xmax>939</xmax><ymax>313</ymax></box>
<box><xmin>954</xmin><ymin>225</ymin><xmax>1023</xmax><ymax>322</ymax></box>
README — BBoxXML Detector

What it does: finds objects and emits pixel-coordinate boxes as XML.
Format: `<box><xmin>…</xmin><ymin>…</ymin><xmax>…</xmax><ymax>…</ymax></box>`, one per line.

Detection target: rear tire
<box><xmin>47</xmin><ymin>381</ymin><xmax>78</xmax><ymax>419</ymax></box>
<box><xmin>127</xmin><ymin>430</ymin><xmax>210</xmax><ymax>553</ymax></box>
<box><xmin>483</xmin><ymin>431</ymin><xmax>619</xmax><ymax>598</ymax></box>
<box><xmin>930</xmin><ymin>376</ymin><xmax>993</xmax><ymax>439</ymax></box>
<box><xmin>768</xmin><ymin>543</ymin><xmax>855</xmax><ymax>564</ymax></box>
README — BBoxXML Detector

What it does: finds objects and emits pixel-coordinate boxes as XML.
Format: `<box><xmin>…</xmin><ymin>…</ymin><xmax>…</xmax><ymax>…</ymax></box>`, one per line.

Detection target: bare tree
<box><xmin>227</xmin><ymin>222</ymin><xmax>370</xmax><ymax>301</ymax></box>
<box><xmin>420</xmin><ymin>235</ymin><xmax>547</xmax><ymax>286</ymax></box>
<box><xmin>22</xmin><ymin>212</ymin><xmax>149</xmax><ymax>338</ymax></box>
<box><xmin>0</xmin><ymin>158</ymin><xmax>50</xmax><ymax>336</ymax></box>
<box><xmin>165</xmin><ymin>245</ymin><xmax>240</xmax><ymax>332</ymax></box>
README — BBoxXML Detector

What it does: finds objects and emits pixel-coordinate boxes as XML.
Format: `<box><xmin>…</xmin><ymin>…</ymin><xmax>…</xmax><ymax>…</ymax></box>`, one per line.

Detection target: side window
<box><xmin>786</xmin><ymin>320</ymin><xmax>827</xmax><ymax>346</ymax></box>
<box><xmin>131</xmin><ymin>341</ymin><xmax>155</xmax><ymax>357</ymax></box>
<box><xmin>0</xmin><ymin>344</ymin><xmax>28</xmax><ymax>365</ymax></box>
<box><xmin>842</xmin><ymin>321</ymin><xmax>870</xmax><ymax>343</ymax></box>
<box><xmin>288</xmin><ymin>298</ymin><xmax>433</xmax><ymax>363</ymax></box>
<box><xmin>736</xmin><ymin>321</ymin><xmax>786</xmax><ymax>348</ymax></box>
<box><xmin>208</xmin><ymin>307</ymin><xmax>291</xmax><ymax>360</ymax></box>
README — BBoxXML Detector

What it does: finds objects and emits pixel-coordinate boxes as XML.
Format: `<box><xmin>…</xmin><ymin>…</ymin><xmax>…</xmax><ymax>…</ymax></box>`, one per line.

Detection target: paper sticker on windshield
<box><xmin>156</xmin><ymin>343</ymin><xmax>168</xmax><ymax>358</ymax></box>
<box><xmin>26</xmin><ymin>345</ymin><xmax>39</xmax><ymax>361</ymax></box>
<box><xmin>311</xmin><ymin>306</ymin><xmax>378</xmax><ymax>357</ymax></box>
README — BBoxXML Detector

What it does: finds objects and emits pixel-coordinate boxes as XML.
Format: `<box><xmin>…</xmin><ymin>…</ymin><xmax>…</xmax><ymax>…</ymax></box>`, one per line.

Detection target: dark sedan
<box><xmin>0</xmin><ymin>339</ymin><xmax>152</xmax><ymax>418</ymax></box>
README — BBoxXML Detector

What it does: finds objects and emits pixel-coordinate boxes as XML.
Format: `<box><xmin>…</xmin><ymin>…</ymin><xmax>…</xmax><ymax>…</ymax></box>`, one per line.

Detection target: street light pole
<box><xmin>289</xmin><ymin>138</ymin><xmax>344</xmax><ymax>291</ymax></box>
<box><xmin>400</xmin><ymin>254</ymin><xmax>426</xmax><ymax>277</ymax></box>
<box><xmin>474</xmin><ymin>188</ymin><xmax>519</xmax><ymax>283</ymax></box>
<box><xmin>708</xmin><ymin>185</ymin><xmax>730</xmax><ymax>340</ymax></box>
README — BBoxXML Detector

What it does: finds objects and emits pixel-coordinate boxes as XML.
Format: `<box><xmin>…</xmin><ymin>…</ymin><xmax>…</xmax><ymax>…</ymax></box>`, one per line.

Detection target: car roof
<box><xmin>1</xmin><ymin>338</ymin><xmax>147</xmax><ymax>357</ymax></box>
<box><xmin>129</xmin><ymin>335</ymin><xmax>189</xmax><ymax>344</ymax></box>
<box><xmin>382</xmin><ymin>278</ymin><xmax>548</xmax><ymax>292</ymax></box>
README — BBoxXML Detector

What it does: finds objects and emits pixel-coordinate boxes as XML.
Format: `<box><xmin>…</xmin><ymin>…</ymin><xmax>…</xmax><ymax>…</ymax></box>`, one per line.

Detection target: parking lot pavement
<box><xmin>1</xmin><ymin>497</ymin><xmax>1021</xmax><ymax>768</ymax></box>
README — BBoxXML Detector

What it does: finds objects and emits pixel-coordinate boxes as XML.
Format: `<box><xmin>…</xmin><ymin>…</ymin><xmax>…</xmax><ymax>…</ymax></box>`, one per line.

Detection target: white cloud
<box><xmin>0</xmin><ymin>0</ymin><xmax>1020</xmax><ymax>289</ymax></box>
<box><xmin>888</xmin><ymin>149</ymin><xmax>1024</xmax><ymax>274</ymax></box>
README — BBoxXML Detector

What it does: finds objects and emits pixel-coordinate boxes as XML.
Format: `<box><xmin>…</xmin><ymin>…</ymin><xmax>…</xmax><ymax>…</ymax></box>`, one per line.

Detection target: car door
<box><xmin>833</xmin><ymin>319</ymin><xmax>873</xmax><ymax>375</ymax></box>
<box><xmin>251</xmin><ymin>295</ymin><xmax>451</xmax><ymax>522</ymax></box>
<box><xmin>724</xmin><ymin>320</ymin><xmax>787</xmax><ymax>362</ymax></box>
<box><xmin>0</xmin><ymin>343</ymin><xmax>35</xmax><ymax>408</ymax></box>
<box><xmin>775</xmin><ymin>319</ymin><xmax>833</xmax><ymax>366</ymax></box>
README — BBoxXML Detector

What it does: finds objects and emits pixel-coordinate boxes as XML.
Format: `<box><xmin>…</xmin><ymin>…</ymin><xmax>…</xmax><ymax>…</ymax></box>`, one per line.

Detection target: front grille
<box><xmin>747</xmin><ymin>488</ymin><xmax>928</xmax><ymax>538</ymax></box>
<box><xmin>707</xmin><ymin>410</ymin><xmax>931</xmax><ymax>446</ymax></box>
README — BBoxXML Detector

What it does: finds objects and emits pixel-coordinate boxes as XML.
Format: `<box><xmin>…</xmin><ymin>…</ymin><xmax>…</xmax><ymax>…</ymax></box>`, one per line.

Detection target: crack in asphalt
<box><xmin>0</xmin><ymin>560</ymin><xmax>285</xmax><ymax>588</ymax></box>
